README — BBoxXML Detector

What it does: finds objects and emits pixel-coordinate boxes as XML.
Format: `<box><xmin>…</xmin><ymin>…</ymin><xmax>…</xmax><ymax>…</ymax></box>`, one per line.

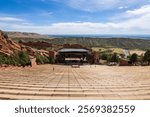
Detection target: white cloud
<box><xmin>118</xmin><ymin>6</ymin><xmax>127</xmax><ymax>9</ymax></box>
<box><xmin>0</xmin><ymin>17</ymin><xmax>24</xmax><ymax>22</ymax></box>
<box><xmin>126</xmin><ymin>5</ymin><xmax>150</xmax><ymax>16</ymax></box>
<box><xmin>58</xmin><ymin>0</ymin><xmax>150</xmax><ymax>12</ymax></box>
<box><xmin>1</xmin><ymin>5</ymin><xmax>150</xmax><ymax>34</ymax></box>
<box><xmin>111</xmin><ymin>5</ymin><xmax>150</xmax><ymax>21</ymax></box>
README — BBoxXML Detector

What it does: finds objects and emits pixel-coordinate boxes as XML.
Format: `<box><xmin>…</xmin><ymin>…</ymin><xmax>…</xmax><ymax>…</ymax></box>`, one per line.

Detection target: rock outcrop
<box><xmin>21</xmin><ymin>41</ymin><xmax>52</xmax><ymax>49</ymax></box>
<box><xmin>0</xmin><ymin>31</ymin><xmax>22</xmax><ymax>55</ymax></box>
<box><xmin>0</xmin><ymin>30</ymin><xmax>50</xmax><ymax>57</ymax></box>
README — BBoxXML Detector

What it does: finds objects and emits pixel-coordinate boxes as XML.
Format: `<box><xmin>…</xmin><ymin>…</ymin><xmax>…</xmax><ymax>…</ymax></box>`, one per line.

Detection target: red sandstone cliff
<box><xmin>0</xmin><ymin>30</ymin><xmax>49</xmax><ymax>57</ymax></box>
<box><xmin>0</xmin><ymin>31</ymin><xmax>22</xmax><ymax>55</ymax></box>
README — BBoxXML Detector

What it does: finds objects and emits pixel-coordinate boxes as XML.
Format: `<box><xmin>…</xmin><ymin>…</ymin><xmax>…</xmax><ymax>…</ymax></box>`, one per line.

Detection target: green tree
<box><xmin>100</xmin><ymin>53</ymin><xmax>108</xmax><ymax>60</ymax></box>
<box><xmin>130</xmin><ymin>53</ymin><xmax>138</xmax><ymax>65</ymax></box>
<box><xmin>143</xmin><ymin>49</ymin><xmax>150</xmax><ymax>65</ymax></box>
<box><xmin>110</xmin><ymin>53</ymin><xmax>119</xmax><ymax>63</ymax></box>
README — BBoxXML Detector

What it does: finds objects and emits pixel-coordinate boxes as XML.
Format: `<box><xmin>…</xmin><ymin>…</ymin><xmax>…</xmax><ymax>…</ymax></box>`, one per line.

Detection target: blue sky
<box><xmin>0</xmin><ymin>0</ymin><xmax>150</xmax><ymax>34</ymax></box>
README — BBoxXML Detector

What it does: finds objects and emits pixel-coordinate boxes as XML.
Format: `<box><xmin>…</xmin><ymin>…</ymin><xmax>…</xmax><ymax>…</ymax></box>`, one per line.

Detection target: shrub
<box><xmin>3</xmin><ymin>33</ymin><xmax>8</xmax><ymax>39</ymax></box>
<box><xmin>130</xmin><ymin>53</ymin><xmax>138</xmax><ymax>65</ymax></box>
<box><xmin>18</xmin><ymin>51</ymin><xmax>30</xmax><ymax>67</ymax></box>
<box><xmin>36</xmin><ymin>55</ymin><xmax>43</xmax><ymax>64</ymax></box>
<box><xmin>109</xmin><ymin>53</ymin><xmax>119</xmax><ymax>63</ymax></box>
<box><xmin>0</xmin><ymin>51</ymin><xmax>30</xmax><ymax>67</ymax></box>
<box><xmin>49</xmin><ymin>57</ymin><xmax>55</xmax><ymax>64</ymax></box>
<box><xmin>0</xmin><ymin>54</ymin><xmax>16</xmax><ymax>66</ymax></box>
<box><xmin>42</xmin><ymin>56</ymin><xmax>49</xmax><ymax>64</ymax></box>
<box><xmin>0</xmin><ymin>31</ymin><xmax>8</xmax><ymax>39</ymax></box>
<box><xmin>143</xmin><ymin>49</ymin><xmax>150</xmax><ymax>65</ymax></box>
<box><xmin>101</xmin><ymin>53</ymin><xmax>108</xmax><ymax>60</ymax></box>
<box><xmin>36</xmin><ymin>54</ymin><xmax>50</xmax><ymax>64</ymax></box>
<box><xmin>0</xmin><ymin>54</ymin><xmax>7</xmax><ymax>65</ymax></box>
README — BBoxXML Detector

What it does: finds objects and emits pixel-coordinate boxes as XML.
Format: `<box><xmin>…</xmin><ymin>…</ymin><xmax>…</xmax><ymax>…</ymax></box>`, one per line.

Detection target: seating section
<box><xmin>0</xmin><ymin>65</ymin><xmax>150</xmax><ymax>99</ymax></box>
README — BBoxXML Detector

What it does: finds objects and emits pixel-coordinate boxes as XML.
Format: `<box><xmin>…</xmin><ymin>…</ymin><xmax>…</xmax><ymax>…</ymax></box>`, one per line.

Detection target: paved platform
<box><xmin>0</xmin><ymin>65</ymin><xmax>150</xmax><ymax>100</ymax></box>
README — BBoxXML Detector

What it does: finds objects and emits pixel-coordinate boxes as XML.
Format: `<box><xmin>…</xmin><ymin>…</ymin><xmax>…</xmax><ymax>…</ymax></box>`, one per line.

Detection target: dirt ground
<box><xmin>0</xmin><ymin>65</ymin><xmax>150</xmax><ymax>100</ymax></box>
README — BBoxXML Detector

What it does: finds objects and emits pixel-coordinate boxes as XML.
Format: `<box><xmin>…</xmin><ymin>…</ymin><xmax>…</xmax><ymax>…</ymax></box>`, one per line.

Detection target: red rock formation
<box><xmin>0</xmin><ymin>30</ymin><xmax>57</xmax><ymax>67</ymax></box>
<box><xmin>21</xmin><ymin>41</ymin><xmax>52</xmax><ymax>49</ymax></box>
<box><xmin>0</xmin><ymin>31</ymin><xmax>22</xmax><ymax>55</ymax></box>
<box><xmin>0</xmin><ymin>30</ymin><xmax>49</xmax><ymax>56</ymax></box>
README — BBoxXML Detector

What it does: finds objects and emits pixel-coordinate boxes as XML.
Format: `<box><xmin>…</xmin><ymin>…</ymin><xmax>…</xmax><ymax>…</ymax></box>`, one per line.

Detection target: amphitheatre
<box><xmin>0</xmin><ymin>64</ymin><xmax>150</xmax><ymax>100</ymax></box>
<box><xmin>0</xmin><ymin>31</ymin><xmax>150</xmax><ymax>100</ymax></box>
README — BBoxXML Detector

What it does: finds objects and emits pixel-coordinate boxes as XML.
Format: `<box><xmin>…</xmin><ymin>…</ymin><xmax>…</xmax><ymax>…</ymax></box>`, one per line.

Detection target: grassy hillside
<box><xmin>92</xmin><ymin>47</ymin><xmax>124</xmax><ymax>54</ymax></box>
<box><xmin>11</xmin><ymin>37</ymin><xmax>150</xmax><ymax>50</ymax></box>
<box><xmin>49</xmin><ymin>37</ymin><xmax>150</xmax><ymax>49</ymax></box>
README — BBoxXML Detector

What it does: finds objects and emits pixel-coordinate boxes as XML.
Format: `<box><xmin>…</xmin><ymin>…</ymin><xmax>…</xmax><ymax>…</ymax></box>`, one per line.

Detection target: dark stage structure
<box><xmin>56</xmin><ymin>48</ymin><xmax>94</xmax><ymax>65</ymax></box>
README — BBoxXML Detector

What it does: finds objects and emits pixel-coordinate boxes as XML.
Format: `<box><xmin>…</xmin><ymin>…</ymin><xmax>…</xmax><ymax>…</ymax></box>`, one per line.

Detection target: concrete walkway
<box><xmin>0</xmin><ymin>65</ymin><xmax>150</xmax><ymax>100</ymax></box>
